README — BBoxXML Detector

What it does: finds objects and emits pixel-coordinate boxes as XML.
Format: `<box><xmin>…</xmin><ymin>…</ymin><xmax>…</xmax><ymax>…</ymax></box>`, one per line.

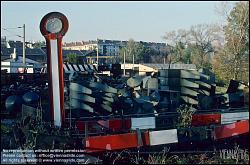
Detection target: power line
<box><xmin>2</xmin><ymin>28</ymin><xmax>23</xmax><ymax>38</ymax></box>
<box><xmin>2</xmin><ymin>27</ymin><xmax>22</xmax><ymax>29</ymax></box>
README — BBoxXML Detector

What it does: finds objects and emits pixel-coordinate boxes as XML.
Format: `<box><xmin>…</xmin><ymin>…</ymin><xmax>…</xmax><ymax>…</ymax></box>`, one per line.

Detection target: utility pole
<box><xmin>23</xmin><ymin>24</ymin><xmax>26</xmax><ymax>65</ymax></box>
<box><xmin>132</xmin><ymin>50</ymin><xmax>134</xmax><ymax>71</ymax></box>
<box><xmin>123</xmin><ymin>50</ymin><xmax>126</xmax><ymax>76</ymax></box>
<box><xmin>96</xmin><ymin>38</ymin><xmax>99</xmax><ymax>65</ymax></box>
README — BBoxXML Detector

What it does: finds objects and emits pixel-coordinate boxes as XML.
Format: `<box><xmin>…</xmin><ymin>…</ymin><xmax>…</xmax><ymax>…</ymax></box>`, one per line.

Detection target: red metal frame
<box><xmin>214</xmin><ymin>120</ymin><xmax>249</xmax><ymax>140</ymax></box>
<box><xmin>97</xmin><ymin>119</ymin><xmax>131</xmax><ymax>131</ymax></box>
<box><xmin>192</xmin><ymin>113</ymin><xmax>221</xmax><ymax>126</ymax></box>
<box><xmin>85</xmin><ymin>131</ymin><xmax>149</xmax><ymax>151</ymax></box>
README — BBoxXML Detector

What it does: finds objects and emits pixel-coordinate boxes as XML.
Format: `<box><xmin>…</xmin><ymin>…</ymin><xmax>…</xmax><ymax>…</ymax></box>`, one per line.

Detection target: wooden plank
<box><xmin>131</xmin><ymin>117</ymin><xmax>155</xmax><ymax>130</ymax></box>
<box><xmin>195</xmin><ymin>80</ymin><xmax>211</xmax><ymax>89</ymax></box>
<box><xmin>188</xmin><ymin>70</ymin><xmax>200</xmax><ymax>75</ymax></box>
<box><xmin>181</xmin><ymin>87</ymin><xmax>199</xmax><ymax>96</ymax></box>
<box><xmin>221</xmin><ymin>112</ymin><xmax>249</xmax><ymax>124</ymax></box>
<box><xmin>84</xmin><ymin>64</ymin><xmax>90</xmax><ymax>71</ymax></box>
<box><xmin>88</xmin><ymin>82</ymin><xmax>117</xmax><ymax>93</ymax></box>
<box><xmin>69</xmin><ymin>92</ymin><xmax>95</xmax><ymax>103</ymax></box>
<box><xmin>102</xmin><ymin>101</ymin><xmax>112</xmax><ymax>106</ymax></box>
<box><xmin>199</xmin><ymin>73</ymin><xmax>210</xmax><ymax>81</ymax></box>
<box><xmin>181</xmin><ymin>70</ymin><xmax>200</xmax><ymax>79</ymax></box>
<box><xmin>198</xmin><ymin>89</ymin><xmax>210</xmax><ymax>96</ymax></box>
<box><xmin>70</xmin><ymin>99</ymin><xmax>94</xmax><ymax>112</ymax></box>
<box><xmin>67</xmin><ymin>64</ymin><xmax>75</xmax><ymax>71</ymax></box>
<box><xmin>73</xmin><ymin>64</ymin><xmax>80</xmax><ymax>71</ymax></box>
<box><xmin>70</xmin><ymin>82</ymin><xmax>92</xmax><ymax>94</ymax></box>
<box><xmin>101</xmin><ymin>96</ymin><xmax>114</xmax><ymax>103</ymax></box>
<box><xmin>100</xmin><ymin>104</ymin><xmax>112</xmax><ymax>112</ymax></box>
<box><xmin>192</xmin><ymin>113</ymin><xmax>221</xmax><ymax>126</ymax></box>
<box><xmin>214</xmin><ymin>120</ymin><xmax>249</xmax><ymax>140</ymax></box>
<box><xmin>181</xmin><ymin>96</ymin><xmax>198</xmax><ymax>105</ymax></box>
<box><xmin>127</xmin><ymin>76</ymin><xmax>143</xmax><ymax>88</ymax></box>
<box><xmin>79</xmin><ymin>65</ymin><xmax>85</xmax><ymax>71</ymax></box>
<box><xmin>180</xmin><ymin>78</ymin><xmax>199</xmax><ymax>88</ymax></box>
<box><xmin>104</xmin><ymin>93</ymin><xmax>116</xmax><ymax>98</ymax></box>
<box><xmin>149</xmin><ymin>129</ymin><xmax>178</xmax><ymax>146</ymax></box>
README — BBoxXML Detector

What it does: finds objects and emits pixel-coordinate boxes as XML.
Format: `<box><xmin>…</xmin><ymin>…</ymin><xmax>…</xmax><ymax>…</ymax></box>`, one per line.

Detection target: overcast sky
<box><xmin>1</xmin><ymin>1</ymin><xmax>235</xmax><ymax>43</ymax></box>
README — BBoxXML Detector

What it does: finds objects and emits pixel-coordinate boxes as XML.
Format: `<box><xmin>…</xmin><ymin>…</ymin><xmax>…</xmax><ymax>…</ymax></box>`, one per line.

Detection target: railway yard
<box><xmin>1</xmin><ymin>65</ymin><xmax>249</xmax><ymax>164</ymax></box>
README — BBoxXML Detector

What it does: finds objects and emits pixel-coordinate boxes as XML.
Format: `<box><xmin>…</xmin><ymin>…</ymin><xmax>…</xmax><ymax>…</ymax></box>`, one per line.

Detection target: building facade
<box><xmin>63</xmin><ymin>39</ymin><xmax>166</xmax><ymax>59</ymax></box>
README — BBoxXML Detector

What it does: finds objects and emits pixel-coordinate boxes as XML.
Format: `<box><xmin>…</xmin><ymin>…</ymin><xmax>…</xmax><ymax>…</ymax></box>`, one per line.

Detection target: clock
<box><xmin>45</xmin><ymin>17</ymin><xmax>63</xmax><ymax>33</ymax></box>
<box><xmin>40</xmin><ymin>12</ymin><xmax>68</xmax><ymax>36</ymax></box>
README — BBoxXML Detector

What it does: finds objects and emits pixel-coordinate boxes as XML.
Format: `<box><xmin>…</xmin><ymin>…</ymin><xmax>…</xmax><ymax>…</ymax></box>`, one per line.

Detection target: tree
<box><xmin>213</xmin><ymin>1</ymin><xmax>249</xmax><ymax>82</ymax></box>
<box><xmin>66</xmin><ymin>53</ymin><xmax>78</xmax><ymax>64</ymax></box>
<box><xmin>189</xmin><ymin>24</ymin><xmax>222</xmax><ymax>69</ymax></box>
<box><xmin>162</xmin><ymin>25</ymin><xmax>221</xmax><ymax>69</ymax></box>
<box><xmin>163</xmin><ymin>29</ymin><xmax>190</xmax><ymax>63</ymax></box>
<box><xmin>119</xmin><ymin>39</ymin><xmax>145</xmax><ymax>63</ymax></box>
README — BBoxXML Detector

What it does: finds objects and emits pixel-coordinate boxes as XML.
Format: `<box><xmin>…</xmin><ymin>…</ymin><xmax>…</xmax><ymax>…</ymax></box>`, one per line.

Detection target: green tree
<box><xmin>213</xmin><ymin>1</ymin><xmax>249</xmax><ymax>82</ymax></box>
<box><xmin>119</xmin><ymin>39</ymin><xmax>145</xmax><ymax>63</ymax></box>
<box><xmin>66</xmin><ymin>53</ymin><xmax>78</xmax><ymax>64</ymax></box>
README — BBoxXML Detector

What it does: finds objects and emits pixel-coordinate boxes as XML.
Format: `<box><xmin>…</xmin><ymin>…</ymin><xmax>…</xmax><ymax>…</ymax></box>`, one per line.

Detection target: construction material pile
<box><xmin>64</xmin><ymin>68</ymin><xmax>248</xmax><ymax>119</ymax></box>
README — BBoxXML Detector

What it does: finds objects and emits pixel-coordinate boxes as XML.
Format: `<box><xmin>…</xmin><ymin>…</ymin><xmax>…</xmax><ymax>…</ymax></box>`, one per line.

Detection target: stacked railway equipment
<box><xmin>1</xmin><ymin>65</ymin><xmax>249</xmax><ymax>154</ymax></box>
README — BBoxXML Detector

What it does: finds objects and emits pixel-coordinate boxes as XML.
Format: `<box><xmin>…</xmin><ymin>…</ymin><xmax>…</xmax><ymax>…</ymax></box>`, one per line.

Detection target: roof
<box><xmin>2</xmin><ymin>56</ymin><xmax>40</xmax><ymax>64</ymax></box>
<box><xmin>62</xmin><ymin>50</ymin><xmax>85</xmax><ymax>56</ymax></box>
<box><xmin>1</xmin><ymin>47</ymin><xmax>46</xmax><ymax>63</ymax></box>
<box><xmin>142</xmin><ymin>63</ymin><xmax>197</xmax><ymax>70</ymax></box>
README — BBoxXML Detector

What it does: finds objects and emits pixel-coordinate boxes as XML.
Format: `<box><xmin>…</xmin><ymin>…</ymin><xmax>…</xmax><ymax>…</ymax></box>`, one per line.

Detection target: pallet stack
<box><xmin>198</xmin><ymin>79</ymin><xmax>246</xmax><ymax>110</ymax></box>
<box><xmin>68</xmin><ymin>81</ymin><xmax>118</xmax><ymax>117</ymax></box>
<box><xmin>158</xmin><ymin>69</ymin><xmax>215</xmax><ymax>109</ymax></box>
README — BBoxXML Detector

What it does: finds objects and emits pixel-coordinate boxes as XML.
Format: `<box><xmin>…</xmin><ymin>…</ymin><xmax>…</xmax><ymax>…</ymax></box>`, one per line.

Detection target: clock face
<box><xmin>45</xmin><ymin>17</ymin><xmax>63</xmax><ymax>33</ymax></box>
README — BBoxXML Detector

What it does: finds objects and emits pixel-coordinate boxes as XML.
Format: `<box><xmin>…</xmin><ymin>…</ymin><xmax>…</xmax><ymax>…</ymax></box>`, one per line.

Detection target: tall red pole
<box><xmin>40</xmin><ymin>12</ymin><xmax>69</xmax><ymax>127</ymax></box>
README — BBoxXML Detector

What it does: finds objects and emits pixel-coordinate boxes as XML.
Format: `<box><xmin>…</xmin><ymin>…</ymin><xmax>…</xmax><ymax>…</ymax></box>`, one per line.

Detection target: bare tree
<box><xmin>162</xmin><ymin>29</ymin><xmax>190</xmax><ymax>63</ymax></box>
<box><xmin>189</xmin><ymin>24</ymin><xmax>222</xmax><ymax>69</ymax></box>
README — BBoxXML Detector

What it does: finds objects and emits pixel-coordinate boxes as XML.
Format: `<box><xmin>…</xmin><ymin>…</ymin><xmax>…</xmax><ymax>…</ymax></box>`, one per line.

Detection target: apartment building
<box><xmin>63</xmin><ymin>39</ymin><xmax>166</xmax><ymax>58</ymax></box>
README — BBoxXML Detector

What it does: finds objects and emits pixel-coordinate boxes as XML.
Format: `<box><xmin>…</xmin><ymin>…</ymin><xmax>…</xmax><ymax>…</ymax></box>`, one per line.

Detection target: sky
<box><xmin>1</xmin><ymin>1</ymin><xmax>236</xmax><ymax>43</ymax></box>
